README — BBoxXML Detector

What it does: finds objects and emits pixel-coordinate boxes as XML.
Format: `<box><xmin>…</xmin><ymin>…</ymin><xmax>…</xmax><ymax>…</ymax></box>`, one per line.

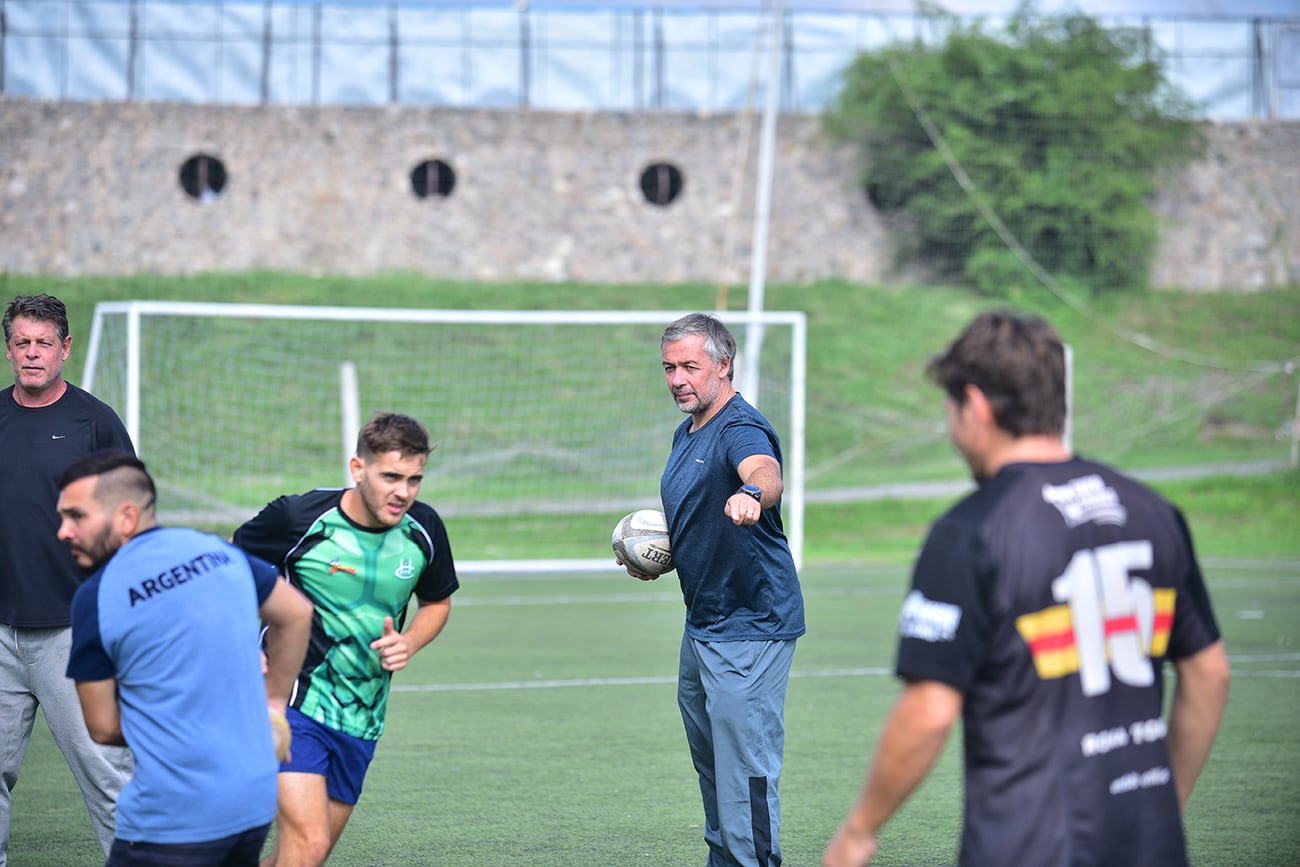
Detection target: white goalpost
<box><xmin>83</xmin><ymin>301</ymin><xmax>807</xmax><ymax>574</ymax></box>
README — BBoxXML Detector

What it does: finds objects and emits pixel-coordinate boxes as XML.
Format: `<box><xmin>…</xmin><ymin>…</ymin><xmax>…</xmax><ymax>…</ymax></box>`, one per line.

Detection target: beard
<box><xmin>70</xmin><ymin>525</ymin><xmax>121</xmax><ymax>574</ymax></box>
<box><xmin>356</xmin><ymin>483</ymin><xmax>410</xmax><ymax>528</ymax></box>
<box><xmin>675</xmin><ymin>379</ymin><xmax>722</xmax><ymax>416</ymax></box>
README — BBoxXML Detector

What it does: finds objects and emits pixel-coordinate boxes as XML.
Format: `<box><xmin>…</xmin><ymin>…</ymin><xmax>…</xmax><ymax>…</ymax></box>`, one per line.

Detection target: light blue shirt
<box><xmin>68</xmin><ymin>527</ymin><xmax>281</xmax><ymax>843</ymax></box>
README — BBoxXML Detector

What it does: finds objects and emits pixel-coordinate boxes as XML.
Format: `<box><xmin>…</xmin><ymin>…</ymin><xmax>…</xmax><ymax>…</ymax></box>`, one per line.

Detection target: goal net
<box><xmin>83</xmin><ymin>301</ymin><xmax>806</xmax><ymax>573</ymax></box>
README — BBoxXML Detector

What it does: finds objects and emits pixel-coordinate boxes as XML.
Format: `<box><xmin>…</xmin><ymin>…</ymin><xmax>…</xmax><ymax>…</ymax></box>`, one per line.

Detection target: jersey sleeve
<box><xmin>243</xmin><ymin>551</ymin><xmax>283</xmax><ymax>605</ymax></box>
<box><xmin>92</xmin><ymin>404</ymin><xmax>135</xmax><ymax>454</ymax></box>
<box><xmin>66</xmin><ymin>575</ymin><xmax>115</xmax><ymax>682</ymax></box>
<box><xmin>410</xmin><ymin>504</ymin><xmax>459</xmax><ymax>602</ymax></box>
<box><xmin>1164</xmin><ymin>507</ymin><xmax>1223</xmax><ymax>660</ymax></box>
<box><xmin>232</xmin><ymin>497</ymin><xmax>294</xmax><ymax>567</ymax></box>
<box><xmin>895</xmin><ymin>513</ymin><xmax>996</xmax><ymax>692</ymax></box>
<box><xmin>723</xmin><ymin>417</ymin><xmax>778</xmax><ymax>472</ymax></box>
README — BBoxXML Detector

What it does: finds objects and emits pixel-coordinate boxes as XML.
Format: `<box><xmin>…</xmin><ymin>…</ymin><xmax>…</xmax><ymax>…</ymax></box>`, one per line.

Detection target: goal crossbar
<box><xmin>84</xmin><ymin>301</ymin><xmax>807</xmax><ymax>574</ymax></box>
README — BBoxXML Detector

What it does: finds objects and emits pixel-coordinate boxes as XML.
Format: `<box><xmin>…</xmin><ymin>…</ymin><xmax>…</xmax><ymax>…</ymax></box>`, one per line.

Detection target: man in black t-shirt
<box><xmin>822</xmin><ymin>310</ymin><xmax>1230</xmax><ymax>867</ymax></box>
<box><xmin>0</xmin><ymin>294</ymin><xmax>134</xmax><ymax>864</ymax></box>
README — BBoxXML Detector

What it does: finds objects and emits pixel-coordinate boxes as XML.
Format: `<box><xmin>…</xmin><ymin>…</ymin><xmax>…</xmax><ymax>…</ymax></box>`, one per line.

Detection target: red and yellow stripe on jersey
<box><xmin>1015</xmin><ymin>588</ymin><xmax>1176</xmax><ymax>680</ymax></box>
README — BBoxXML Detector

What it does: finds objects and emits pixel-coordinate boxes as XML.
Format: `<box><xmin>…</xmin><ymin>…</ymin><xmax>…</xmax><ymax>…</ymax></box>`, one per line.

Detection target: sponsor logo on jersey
<box><xmin>898</xmin><ymin>590</ymin><xmax>962</xmax><ymax>642</ymax></box>
<box><xmin>395</xmin><ymin>559</ymin><xmax>416</xmax><ymax>580</ymax></box>
<box><xmin>1082</xmin><ymin>717</ymin><xmax>1167</xmax><ymax>758</ymax></box>
<box><xmin>1109</xmin><ymin>766</ymin><xmax>1171</xmax><ymax>795</ymax></box>
<box><xmin>328</xmin><ymin>560</ymin><xmax>357</xmax><ymax>575</ymax></box>
<box><xmin>1041</xmin><ymin>474</ymin><xmax>1127</xmax><ymax>527</ymax></box>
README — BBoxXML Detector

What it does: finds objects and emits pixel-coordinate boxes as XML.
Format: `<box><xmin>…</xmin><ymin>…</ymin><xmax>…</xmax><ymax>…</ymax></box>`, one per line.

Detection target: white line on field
<box><xmin>1229</xmin><ymin>652</ymin><xmax>1300</xmax><ymax>663</ymax></box>
<box><xmin>393</xmin><ymin>675</ymin><xmax>678</xmax><ymax>692</ymax></box>
<box><xmin>465</xmin><ymin>564</ymin><xmax>915</xmax><ymax>583</ymax></box>
<box><xmin>454</xmin><ymin>592</ymin><xmax>681</xmax><ymax>606</ymax></box>
<box><xmin>462</xmin><ymin>560</ymin><xmax>1299</xmax><ymax>583</ymax></box>
<box><xmin>394</xmin><ymin>654</ymin><xmax>1300</xmax><ymax>695</ymax></box>
<box><xmin>1202</xmin><ymin>558</ymin><xmax>1300</xmax><ymax>571</ymax></box>
<box><xmin>454</xmin><ymin>586</ymin><xmax>906</xmax><ymax>606</ymax></box>
<box><xmin>392</xmin><ymin>667</ymin><xmax>893</xmax><ymax>693</ymax></box>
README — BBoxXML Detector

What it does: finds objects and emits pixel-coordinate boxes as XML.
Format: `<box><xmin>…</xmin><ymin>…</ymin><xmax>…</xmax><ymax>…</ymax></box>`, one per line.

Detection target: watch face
<box><xmin>740</xmin><ymin>485</ymin><xmax>762</xmax><ymax>501</ymax></box>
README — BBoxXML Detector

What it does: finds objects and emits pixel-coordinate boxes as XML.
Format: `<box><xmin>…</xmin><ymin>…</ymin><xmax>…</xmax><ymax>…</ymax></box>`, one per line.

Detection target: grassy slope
<box><xmin>8</xmin><ymin>274</ymin><xmax>1295</xmax><ymax>480</ymax></box>
<box><xmin>5</xmin><ymin>272</ymin><xmax>1294</xmax><ymax>558</ymax></box>
<box><xmin>811</xmin><ymin>470</ymin><xmax>1300</xmax><ymax>563</ymax></box>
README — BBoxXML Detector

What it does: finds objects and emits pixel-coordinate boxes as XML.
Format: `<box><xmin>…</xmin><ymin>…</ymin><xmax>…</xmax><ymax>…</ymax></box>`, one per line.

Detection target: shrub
<box><xmin>823</xmin><ymin>4</ymin><xmax>1204</xmax><ymax>295</ymax></box>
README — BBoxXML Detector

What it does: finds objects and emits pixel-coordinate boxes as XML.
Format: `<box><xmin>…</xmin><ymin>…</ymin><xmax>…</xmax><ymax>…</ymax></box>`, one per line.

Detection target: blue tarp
<box><xmin>3</xmin><ymin>0</ymin><xmax>1295</xmax><ymax>117</ymax></box>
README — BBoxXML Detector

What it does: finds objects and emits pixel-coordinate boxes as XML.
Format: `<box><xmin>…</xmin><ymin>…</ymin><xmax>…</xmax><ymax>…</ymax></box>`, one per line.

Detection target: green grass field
<box><xmin>3</xmin><ymin>274</ymin><xmax>1297</xmax><ymax>863</ymax></box>
<box><xmin>11</xmin><ymin>554</ymin><xmax>1299</xmax><ymax>865</ymax></box>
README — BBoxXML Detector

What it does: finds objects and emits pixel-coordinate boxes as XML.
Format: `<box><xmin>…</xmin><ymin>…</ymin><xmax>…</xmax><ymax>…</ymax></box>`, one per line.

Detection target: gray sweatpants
<box><xmin>0</xmin><ymin>625</ymin><xmax>133</xmax><ymax>865</ymax></box>
<box><xmin>678</xmin><ymin>634</ymin><xmax>796</xmax><ymax>867</ymax></box>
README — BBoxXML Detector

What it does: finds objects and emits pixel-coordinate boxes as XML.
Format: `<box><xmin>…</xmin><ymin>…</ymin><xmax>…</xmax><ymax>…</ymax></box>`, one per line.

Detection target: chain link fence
<box><xmin>2</xmin><ymin>0</ymin><xmax>1297</xmax><ymax>119</ymax></box>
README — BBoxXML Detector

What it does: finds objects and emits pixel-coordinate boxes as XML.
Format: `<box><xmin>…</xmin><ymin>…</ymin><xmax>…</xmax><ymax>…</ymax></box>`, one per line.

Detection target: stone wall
<box><xmin>1149</xmin><ymin>122</ymin><xmax>1300</xmax><ymax>290</ymax></box>
<box><xmin>1</xmin><ymin>98</ymin><xmax>1295</xmax><ymax>289</ymax></box>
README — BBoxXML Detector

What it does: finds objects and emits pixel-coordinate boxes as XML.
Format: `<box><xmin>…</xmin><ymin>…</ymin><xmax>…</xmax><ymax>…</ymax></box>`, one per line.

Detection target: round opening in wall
<box><xmin>640</xmin><ymin>162</ymin><xmax>683</xmax><ymax>207</ymax></box>
<box><xmin>411</xmin><ymin>159</ymin><xmax>456</xmax><ymax>199</ymax></box>
<box><xmin>178</xmin><ymin>154</ymin><xmax>227</xmax><ymax>204</ymax></box>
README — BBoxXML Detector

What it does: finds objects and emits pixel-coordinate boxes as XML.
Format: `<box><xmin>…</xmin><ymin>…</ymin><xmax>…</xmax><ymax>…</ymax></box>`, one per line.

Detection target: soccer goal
<box><xmin>83</xmin><ymin>301</ymin><xmax>806</xmax><ymax>573</ymax></box>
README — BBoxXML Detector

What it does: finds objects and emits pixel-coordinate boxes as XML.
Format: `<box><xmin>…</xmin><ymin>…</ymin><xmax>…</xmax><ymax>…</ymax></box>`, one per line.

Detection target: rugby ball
<box><xmin>612</xmin><ymin>509</ymin><xmax>674</xmax><ymax>576</ymax></box>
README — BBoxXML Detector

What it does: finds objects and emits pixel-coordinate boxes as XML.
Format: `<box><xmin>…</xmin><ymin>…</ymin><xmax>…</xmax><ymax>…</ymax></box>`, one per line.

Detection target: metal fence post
<box><xmin>1</xmin><ymin>0</ymin><xmax>7</xmax><ymax>94</ymax></box>
<box><xmin>312</xmin><ymin>1</ymin><xmax>321</xmax><ymax>105</ymax></box>
<box><xmin>388</xmin><ymin>1</ymin><xmax>398</xmax><ymax>105</ymax></box>
<box><xmin>127</xmin><ymin>0</ymin><xmax>138</xmax><ymax>99</ymax></box>
<box><xmin>260</xmin><ymin>0</ymin><xmax>271</xmax><ymax>104</ymax></box>
<box><xmin>519</xmin><ymin>8</ymin><xmax>530</xmax><ymax>109</ymax></box>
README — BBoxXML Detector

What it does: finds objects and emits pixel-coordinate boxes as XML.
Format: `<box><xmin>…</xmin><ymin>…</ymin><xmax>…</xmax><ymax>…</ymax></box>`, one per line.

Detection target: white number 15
<box><xmin>1052</xmin><ymin>541</ymin><xmax>1157</xmax><ymax>697</ymax></box>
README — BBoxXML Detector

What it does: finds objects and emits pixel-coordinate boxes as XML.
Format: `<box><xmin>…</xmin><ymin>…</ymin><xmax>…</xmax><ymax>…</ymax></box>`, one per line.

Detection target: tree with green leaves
<box><xmin>824</xmin><ymin>4</ymin><xmax>1203</xmax><ymax>294</ymax></box>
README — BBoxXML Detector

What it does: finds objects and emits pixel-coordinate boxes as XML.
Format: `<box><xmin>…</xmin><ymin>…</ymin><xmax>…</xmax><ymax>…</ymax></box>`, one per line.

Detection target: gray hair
<box><xmin>661</xmin><ymin>313</ymin><xmax>737</xmax><ymax>381</ymax></box>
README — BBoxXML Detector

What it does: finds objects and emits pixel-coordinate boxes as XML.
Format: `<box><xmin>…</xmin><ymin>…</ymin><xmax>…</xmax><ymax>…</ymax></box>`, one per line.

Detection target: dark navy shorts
<box><xmin>280</xmin><ymin>706</ymin><xmax>378</xmax><ymax>805</ymax></box>
<box><xmin>106</xmin><ymin>824</ymin><xmax>270</xmax><ymax>866</ymax></box>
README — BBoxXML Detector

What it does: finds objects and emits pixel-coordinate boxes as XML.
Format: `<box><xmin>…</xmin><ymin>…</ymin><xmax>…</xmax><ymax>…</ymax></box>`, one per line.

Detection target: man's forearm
<box><xmin>849</xmin><ymin>681</ymin><xmax>959</xmax><ymax>833</ymax></box>
<box><xmin>1168</xmin><ymin>641</ymin><xmax>1230</xmax><ymax>811</ymax></box>
<box><xmin>404</xmin><ymin>598</ymin><xmax>452</xmax><ymax>656</ymax></box>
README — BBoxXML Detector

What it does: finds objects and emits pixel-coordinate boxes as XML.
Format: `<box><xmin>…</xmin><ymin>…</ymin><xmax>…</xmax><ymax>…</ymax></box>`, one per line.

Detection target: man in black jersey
<box><xmin>823</xmin><ymin>310</ymin><xmax>1231</xmax><ymax>867</ymax></box>
<box><xmin>0</xmin><ymin>294</ymin><xmax>135</xmax><ymax>865</ymax></box>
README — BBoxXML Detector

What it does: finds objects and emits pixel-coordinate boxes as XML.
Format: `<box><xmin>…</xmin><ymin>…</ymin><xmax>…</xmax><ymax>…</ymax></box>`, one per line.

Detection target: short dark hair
<box><xmin>58</xmin><ymin>450</ymin><xmax>156</xmax><ymax>511</ymax></box>
<box><xmin>357</xmin><ymin>412</ymin><xmax>432</xmax><ymax>460</ymax></box>
<box><xmin>661</xmin><ymin>313</ymin><xmax>738</xmax><ymax>381</ymax></box>
<box><xmin>4</xmin><ymin>294</ymin><xmax>70</xmax><ymax>343</ymax></box>
<box><xmin>926</xmin><ymin>309</ymin><xmax>1067</xmax><ymax>437</ymax></box>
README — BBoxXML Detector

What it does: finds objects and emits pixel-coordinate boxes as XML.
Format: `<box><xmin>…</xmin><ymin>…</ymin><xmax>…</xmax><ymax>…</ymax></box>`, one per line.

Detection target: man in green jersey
<box><xmin>234</xmin><ymin>412</ymin><xmax>459</xmax><ymax>866</ymax></box>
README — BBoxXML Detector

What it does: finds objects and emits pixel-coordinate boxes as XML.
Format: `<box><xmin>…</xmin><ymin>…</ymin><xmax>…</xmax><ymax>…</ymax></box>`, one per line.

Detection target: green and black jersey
<box><xmin>234</xmin><ymin>488</ymin><xmax>458</xmax><ymax>740</ymax></box>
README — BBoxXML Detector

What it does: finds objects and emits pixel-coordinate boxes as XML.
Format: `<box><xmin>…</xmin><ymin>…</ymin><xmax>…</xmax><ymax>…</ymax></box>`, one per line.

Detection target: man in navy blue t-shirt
<box><xmin>0</xmin><ymin>294</ymin><xmax>135</xmax><ymax>864</ymax></box>
<box><xmin>822</xmin><ymin>310</ymin><xmax>1231</xmax><ymax>867</ymax></box>
<box><xmin>59</xmin><ymin>451</ymin><xmax>312</xmax><ymax>866</ymax></box>
<box><xmin>621</xmin><ymin>313</ymin><xmax>804</xmax><ymax>867</ymax></box>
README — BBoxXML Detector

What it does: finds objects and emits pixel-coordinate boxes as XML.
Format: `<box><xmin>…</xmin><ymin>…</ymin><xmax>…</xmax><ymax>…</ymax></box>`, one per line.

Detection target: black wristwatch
<box><xmin>737</xmin><ymin>484</ymin><xmax>763</xmax><ymax>503</ymax></box>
